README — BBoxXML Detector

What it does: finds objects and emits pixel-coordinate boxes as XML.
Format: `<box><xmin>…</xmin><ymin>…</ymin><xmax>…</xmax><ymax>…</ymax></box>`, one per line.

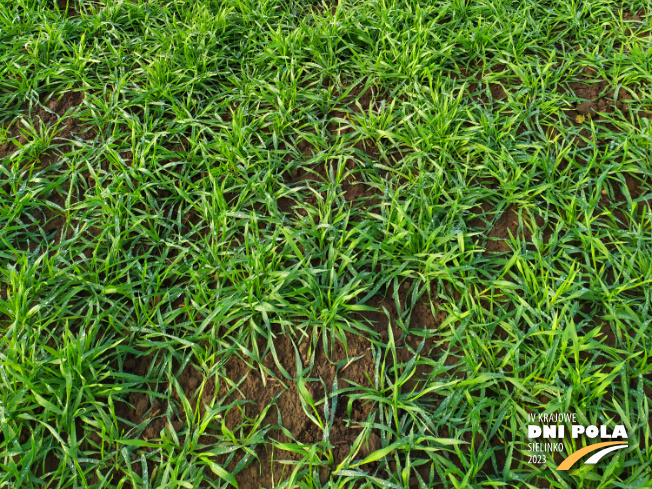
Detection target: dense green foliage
<box><xmin>1</xmin><ymin>0</ymin><xmax>651</xmax><ymax>487</ymax></box>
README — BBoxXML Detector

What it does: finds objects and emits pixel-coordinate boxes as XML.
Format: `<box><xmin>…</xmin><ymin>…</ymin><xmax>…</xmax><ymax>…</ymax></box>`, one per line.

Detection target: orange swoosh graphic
<box><xmin>557</xmin><ymin>441</ymin><xmax>628</xmax><ymax>470</ymax></box>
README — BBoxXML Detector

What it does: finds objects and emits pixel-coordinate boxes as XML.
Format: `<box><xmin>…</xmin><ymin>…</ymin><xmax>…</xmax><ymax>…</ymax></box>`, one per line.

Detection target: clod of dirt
<box><xmin>489</xmin><ymin>82</ymin><xmax>507</xmax><ymax>100</ymax></box>
<box><xmin>576</xmin><ymin>100</ymin><xmax>596</xmax><ymax>118</ymax></box>
<box><xmin>564</xmin><ymin>77</ymin><xmax>644</xmax><ymax>134</ymax></box>
<box><xmin>569</xmin><ymin>80</ymin><xmax>605</xmax><ymax>103</ymax></box>
<box><xmin>409</xmin><ymin>301</ymin><xmax>440</xmax><ymax>330</ymax></box>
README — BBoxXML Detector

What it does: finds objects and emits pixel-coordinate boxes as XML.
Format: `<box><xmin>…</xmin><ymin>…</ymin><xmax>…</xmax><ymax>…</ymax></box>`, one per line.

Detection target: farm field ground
<box><xmin>1</xmin><ymin>0</ymin><xmax>651</xmax><ymax>487</ymax></box>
